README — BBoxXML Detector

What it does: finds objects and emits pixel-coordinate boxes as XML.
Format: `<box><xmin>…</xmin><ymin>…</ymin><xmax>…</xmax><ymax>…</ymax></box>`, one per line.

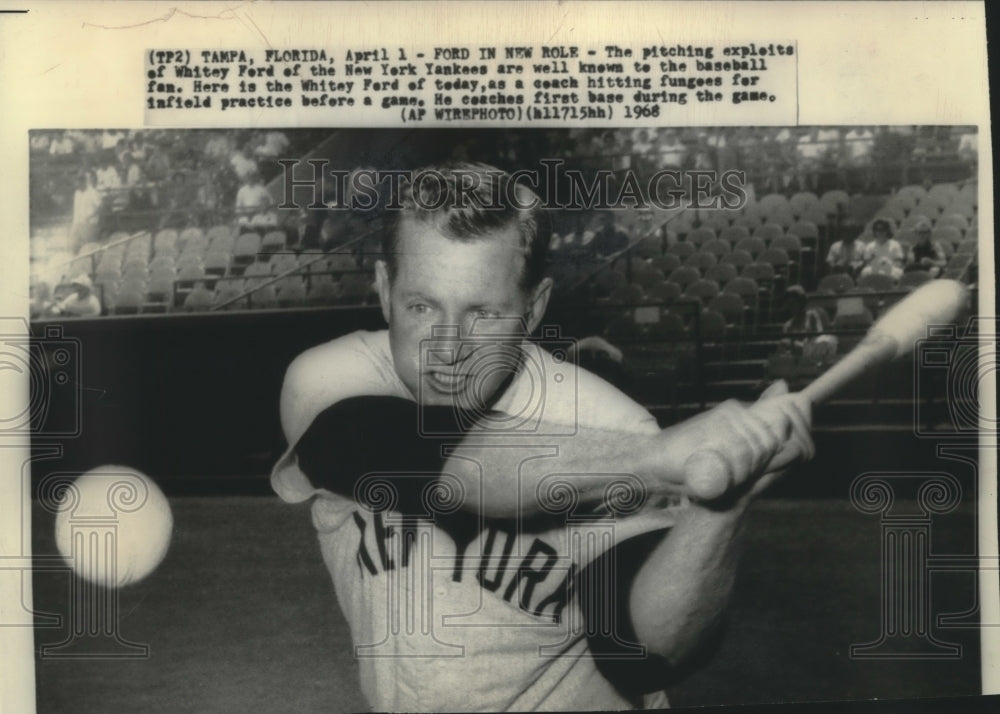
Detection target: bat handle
<box><xmin>800</xmin><ymin>334</ymin><xmax>897</xmax><ymax>405</ymax></box>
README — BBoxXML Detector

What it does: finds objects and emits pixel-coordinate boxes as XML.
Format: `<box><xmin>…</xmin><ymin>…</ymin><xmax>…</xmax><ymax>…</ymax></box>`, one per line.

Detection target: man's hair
<box><xmin>381</xmin><ymin>162</ymin><xmax>552</xmax><ymax>291</ymax></box>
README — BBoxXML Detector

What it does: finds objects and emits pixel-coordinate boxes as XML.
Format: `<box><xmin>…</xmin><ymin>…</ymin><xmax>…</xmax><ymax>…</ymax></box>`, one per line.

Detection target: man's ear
<box><xmin>524</xmin><ymin>277</ymin><xmax>553</xmax><ymax>335</ymax></box>
<box><xmin>374</xmin><ymin>260</ymin><xmax>392</xmax><ymax>324</ymax></box>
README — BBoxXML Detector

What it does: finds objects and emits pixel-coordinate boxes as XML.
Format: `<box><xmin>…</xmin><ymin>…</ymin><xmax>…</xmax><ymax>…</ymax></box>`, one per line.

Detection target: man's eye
<box><xmin>409</xmin><ymin>303</ymin><xmax>430</xmax><ymax>314</ymax></box>
<box><xmin>475</xmin><ymin>309</ymin><xmax>500</xmax><ymax>319</ymax></box>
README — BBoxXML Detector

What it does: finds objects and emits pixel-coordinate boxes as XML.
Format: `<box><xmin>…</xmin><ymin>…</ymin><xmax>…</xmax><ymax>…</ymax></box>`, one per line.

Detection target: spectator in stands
<box><xmin>905</xmin><ymin>218</ymin><xmax>946</xmax><ymax>278</ymax></box>
<box><xmin>254</xmin><ymin>130</ymin><xmax>291</xmax><ymax>159</ymax></box>
<box><xmin>70</xmin><ymin>170</ymin><xmax>102</xmax><ymax>253</ymax></box>
<box><xmin>655</xmin><ymin>129</ymin><xmax>687</xmax><ymax>170</ymax></box>
<box><xmin>48</xmin><ymin>131</ymin><xmax>75</xmax><ymax>156</ymax></box>
<box><xmin>95</xmin><ymin>156</ymin><xmax>122</xmax><ymax>191</ymax></box>
<box><xmin>860</xmin><ymin>218</ymin><xmax>904</xmax><ymax>281</ymax></box>
<box><xmin>29</xmin><ymin>281</ymin><xmax>52</xmax><ymax>320</ymax></box>
<box><xmin>235</xmin><ymin>170</ymin><xmax>275</xmax><ymax>226</ymax></box>
<box><xmin>30</xmin><ymin>133</ymin><xmax>51</xmax><ymax>154</ymax></box>
<box><xmin>591</xmin><ymin>212</ymin><xmax>630</xmax><ymax>258</ymax></box>
<box><xmin>825</xmin><ymin>226</ymin><xmax>865</xmax><ymax>278</ymax></box>
<box><xmin>779</xmin><ymin>285</ymin><xmax>837</xmax><ymax>361</ymax></box>
<box><xmin>230</xmin><ymin>143</ymin><xmax>259</xmax><ymax>181</ymax></box>
<box><xmin>145</xmin><ymin>141</ymin><xmax>171</xmax><ymax>183</ymax></box>
<box><xmin>49</xmin><ymin>275</ymin><xmax>101</xmax><ymax>317</ymax></box>
<box><xmin>101</xmin><ymin>129</ymin><xmax>125</xmax><ymax>153</ymax></box>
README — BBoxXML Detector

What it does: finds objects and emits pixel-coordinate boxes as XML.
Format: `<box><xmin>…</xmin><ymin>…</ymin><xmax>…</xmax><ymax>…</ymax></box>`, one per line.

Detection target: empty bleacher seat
<box><xmin>684</xmin><ymin>252</ymin><xmax>717</xmax><ymax>272</ymax></box>
<box><xmin>666</xmin><ymin>241</ymin><xmax>696</xmax><ymax>259</ymax></box>
<box><xmin>898</xmin><ymin>270</ymin><xmax>932</xmax><ymax>290</ymax></box>
<box><xmin>683</xmin><ymin>278</ymin><xmax>720</xmax><ymax>304</ymax></box>
<box><xmin>667</xmin><ymin>266</ymin><xmax>700</xmax><ymax>289</ymax></box>
<box><xmin>701</xmin><ymin>238</ymin><xmax>732</xmax><ymax>258</ymax></box>
<box><xmin>817</xmin><ymin>273</ymin><xmax>854</xmax><ymax>294</ymax></box>
<box><xmin>720</xmin><ymin>249</ymin><xmax>754</xmax><ymax>270</ymax></box>
<box><xmin>645</xmin><ymin>280</ymin><xmax>682</xmax><ymax>304</ymax></box>
<box><xmin>857</xmin><ymin>272</ymin><xmax>896</xmax><ymax>292</ymax></box>
<box><xmin>734</xmin><ymin>236</ymin><xmax>766</xmax><ymax>259</ymax></box>
<box><xmin>704</xmin><ymin>263</ymin><xmax>738</xmax><ymax>285</ymax></box>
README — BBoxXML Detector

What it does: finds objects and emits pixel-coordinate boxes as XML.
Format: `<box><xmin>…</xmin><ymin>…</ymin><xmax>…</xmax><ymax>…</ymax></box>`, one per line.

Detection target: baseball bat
<box><xmin>801</xmin><ymin>279</ymin><xmax>969</xmax><ymax>404</ymax></box>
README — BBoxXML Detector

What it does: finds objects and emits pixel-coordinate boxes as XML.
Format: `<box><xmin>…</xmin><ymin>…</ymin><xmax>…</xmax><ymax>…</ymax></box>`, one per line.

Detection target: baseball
<box><xmin>54</xmin><ymin>465</ymin><xmax>173</xmax><ymax>587</ymax></box>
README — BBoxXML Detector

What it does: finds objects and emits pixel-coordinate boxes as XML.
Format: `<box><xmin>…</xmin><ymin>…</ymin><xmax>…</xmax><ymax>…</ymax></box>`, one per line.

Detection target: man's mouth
<box><xmin>427</xmin><ymin>370</ymin><xmax>470</xmax><ymax>394</ymax></box>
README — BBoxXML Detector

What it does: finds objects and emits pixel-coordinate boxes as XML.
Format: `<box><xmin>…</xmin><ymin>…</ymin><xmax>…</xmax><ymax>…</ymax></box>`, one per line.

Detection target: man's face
<box><xmin>376</xmin><ymin>218</ymin><xmax>551</xmax><ymax>410</ymax></box>
<box><xmin>917</xmin><ymin>229</ymin><xmax>932</xmax><ymax>244</ymax></box>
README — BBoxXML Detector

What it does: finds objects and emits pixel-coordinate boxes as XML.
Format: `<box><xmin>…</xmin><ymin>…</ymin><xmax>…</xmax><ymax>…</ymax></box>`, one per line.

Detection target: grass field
<box><xmin>31</xmin><ymin>497</ymin><xmax>980</xmax><ymax>712</ymax></box>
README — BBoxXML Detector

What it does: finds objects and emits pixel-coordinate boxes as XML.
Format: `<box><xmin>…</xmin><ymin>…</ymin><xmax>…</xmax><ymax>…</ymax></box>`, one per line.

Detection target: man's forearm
<box><xmin>627</xmin><ymin>499</ymin><xmax>749</xmax><ymax>666</ymax></box>
<box><xmin>444</xmin><ymin>424</ymin><xmax>678</xmax><ymax>519</ymax></box>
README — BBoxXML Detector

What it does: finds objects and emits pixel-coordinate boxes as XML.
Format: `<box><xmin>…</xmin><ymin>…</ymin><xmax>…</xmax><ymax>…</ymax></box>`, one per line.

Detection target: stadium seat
<box><xmin>686</xmin><ymin>227</ymin><xmax>716</xmax><ymax>246</ymax></box>
<box><xmin>708</xmin><ymin>293</ymin><xmax>745</xmax><ymax>326</ymax></box>
<box><xmin>179</xmin><ymin>226</ymin><xmax>204</xmax><ymax>247</ymax></box>
<box><xmin>261</xmin><ymin>231</ymin><xmax>287</xmax><ymax>254</ymax></box>
<box><xmin>759</xmin><ymin>193</ymin><xmax>790</xmax><ymax>214</ymax></box>
<box><xmin>338</xmin><ymin>274</ymin><xmax>373</xmax><ymax>305</ymax></box>
<box><xmin>270</xmin><ymin>253</ymin><xmax>301</xmax><ymax>275</ymax></box>
<box><xmin>631</xmin><ymin>267</ymin><xmax>666</xmax><ymax>290</ymax></box>
<box><xmin>307</xmin><ymin>275</ymin><xmax>341</xmax><ymax>305</ymax></box>
<box><xmin>609</xmin><ymin>283</ymin><xmax>645</xmax><ymax>305</ymax></box>
<box><xmin>757</xmin><ymin>247</ymin><xmax>791</xmax><ymax>275</ymax></box>
<box><xmin>723</xmin><ymin>276</ymin><xmax>759</xmax><ymax>300</ymax></box>
<box><xmin>895</xmin><ymin>228</ymin><xmax>918</xmax><ymax>248</ymax></box>
<box><xmin>734</xmin><ymin>236</ymin><xmax>766</xmax><ymax>259</ymax></box>
<box><xmin>754</xmin><ymin>223</ymin><xmax>784</xmax><ymax>244</ymax></box>
<box><xmin>647</xmin><ymin>311</ymin><xmax>687</xmax><ymax>341</ymax></box>
<box><xmin>248</xmin><ymin>284</ymin><xmax>279</xmax><ymax>309</ymax></box>
<box><xmin>704</xmin><ymin>263</ymin><xmax>738</xmax><ymax>285</ymax></box>
<box><xmin>900</xmin><ymin>213</ymin><xmax>932</xmax><ymax>230</ymax></box>
<box><xmin>719</xmin><ymin>225</ymin><xmax>751</xmax><ymax>244</ymax></box>
<box><xmin>731</xmin><ymin>215</ymin><xmax>760</xmax><ymax>231</ymax></box>
<box><xmin>203</xmin><ymin>252</ymin><xmax>230</xmax><ymax>277</ymax></box>
<box><xmin>927</xmin><ymin>182</ymin><xmax>959</xmax><ymax>203</ymax></box>
<box><xmin>177</xmin><ymin>263</ymin><xmax>206</xmax><ymax>287</ymax></box>
<box><xmin>697</xmin><ymin>210</ymin><xmax>731</xmax><ymax>234</ymax></box>
<box><xmin>146</xmin><ymin>274</ymin><xmax>175</xmax><ymax>304</ymax></box>
<box><xmin>898</xmin><ymin>270</ymin><xmax>931</xmax><ymax>290</ymax></box>
<box><xmin>213</xmin><ymin>281</ymin><xmax>246</xmax><ymax>310</ymax></box>
<box><xmin>636</xmin><ymin>235</ymin><xmax>664</xmax><ymax>259</ymax></box>
<box><xmin>112</xmin><ymin>288</ymin><xmax>143</xmax><ymax>315</ymax></box>
<box><xmin>666</xmin><ymin>241</ymin><xmax>696</xmax><ymax>259</ymax></box>
<box><xmin>232</xmin><ymin>233</ymin><xmax>262</xmax><ymax>267</ymax></box>
<box><xmin>667</xmin><ymin>266</ymin><xmax>701</xmax><ymax>289</ymax></box>
<box><xmin>897</xmin><ymin>184</ymin><xmax>927</xmax><ymax>204</ymax></box>
<box><xmin>683</xmin><ymin>278</ymin><xmax>720</xmax><ymax>304</ymax></box>
<box><xmin>720</xmin><ymin>249</ymin><xmax>754</xmax><ymax>270</ymax></box>
<box><xmin>207</xmin><ymin>224</ymin><xmax>234</xmax><ymax>243</ymax></box>
<box><xmin>741</xmin><ymin>262</ymin><xmax>776</xmax><ymax>283</ymax></box>
<box><xmin>276</xmin><ymin>277</ymin><xmax>308</xmax><ymax>306</ymax></box>
<box><xmin>857</xmin><ymin>272</ymin><xmax>897</xmax><ymax>292</ymax></box>
<box><xmin>154</xmin><ymin>229</ymin><xmax>179</xmax><ymax>255</ymax></box>
<box><xmin>817</xmin><ymin>273</ymin><xmax>854</xmax><ymax>293</ymax></box>
<box><xmin>645</xmin><ymin>280</ymin><xmax>682</xmax><ymax>304</ymax></box>
<box><xmin>149</xmin><ymin>256</ymin><xmax>175</xmax><ymax>274</ymax></box>
<box><xmin>955</xmin><ymin>239</ymin><xmax>977</xmax><ymax>256</ymax></box>
<box><xmin>819</xmin><ymin>190</ymin><xmax>849</xmax><ymax>216</ymax></box>
<box><xmin>932</xmin><ymin>226</ymin><xmax>962</xmax><ymax>248</ymax></box>
<box><xmin>698</xmin><ymin>309</ymin><xmax>728</xmax><ymax>340</ymax></box>
<box><xmin>183</xmin><ymin>284</ymin><xmax>215</xmax><ymax>312</ymax></box>
<box><xmin>604</xmin><ymin>313</ymin><xmax>644</xmax><ymax>343</ymax></box>
<box><xmin>789</xmin><ymin>191</ymin><xmax>820</xmax><ymax>216</ymax></box>
<box><xmin>701</xmin><ymin>238</ymin><xmax>732</xmax><ymax>258</ymax></box>
<box><xmin>684</xmin><ymin>251</ymin><xmax>718</xmax><ymax>272</ymax></box>
<box><xmin>649</xmin><ymin>254</ymin><xmax>681</xmax><ymax>274</ymax></box>
<box><xmin>789</xmin><ymin>221</ymin><xmax>819</xmax><ymax>242</ymax></box>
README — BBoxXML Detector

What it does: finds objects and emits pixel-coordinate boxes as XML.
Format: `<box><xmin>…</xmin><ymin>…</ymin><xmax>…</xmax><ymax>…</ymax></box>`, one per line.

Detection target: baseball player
<box><xmin>272</xmin><ymin>163</ymin><xmax>814</xmax><ymax>711</ymax></box>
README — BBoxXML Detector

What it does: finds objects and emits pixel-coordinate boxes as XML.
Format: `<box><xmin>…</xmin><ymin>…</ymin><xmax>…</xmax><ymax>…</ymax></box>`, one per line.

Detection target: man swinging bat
<box><xmin>271</xmin><ymin>162</ymin><xmax>819</xmax><ymax>711</ymax></box>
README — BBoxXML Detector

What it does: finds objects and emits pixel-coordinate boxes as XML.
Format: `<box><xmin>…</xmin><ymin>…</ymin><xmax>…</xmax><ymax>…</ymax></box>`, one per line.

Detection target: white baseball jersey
<box><xmin>272</xmin><ymin>330</ymin><xmax>681</xmax><ymax>711</ymax></box>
